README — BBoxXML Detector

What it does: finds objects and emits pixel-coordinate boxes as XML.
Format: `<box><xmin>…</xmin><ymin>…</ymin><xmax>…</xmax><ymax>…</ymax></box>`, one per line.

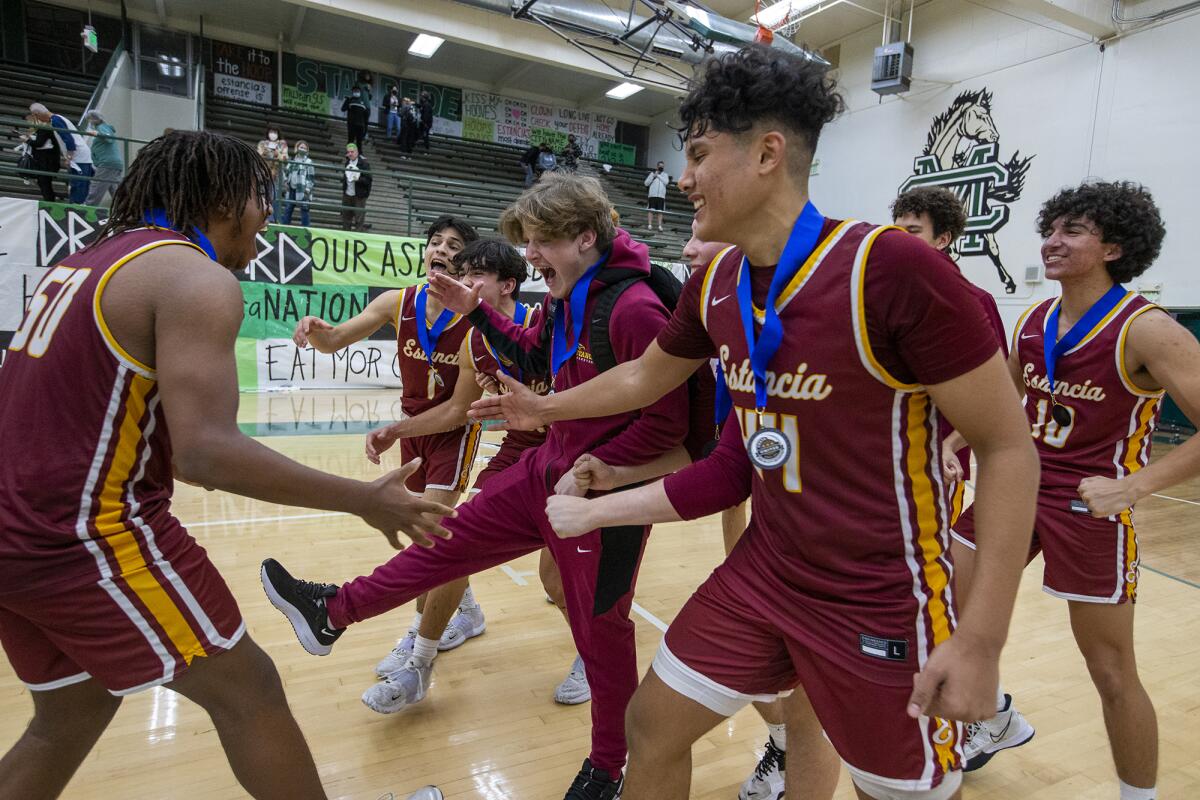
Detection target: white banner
<box><xmin>253</xmin><ymin>339</ymin><xmax>403</xmax><ymax>390</ymax></box>
<box><xmin>213</xmin><ymin>72</ymin><xmax>272</xmax><ymax>106</ymax></box>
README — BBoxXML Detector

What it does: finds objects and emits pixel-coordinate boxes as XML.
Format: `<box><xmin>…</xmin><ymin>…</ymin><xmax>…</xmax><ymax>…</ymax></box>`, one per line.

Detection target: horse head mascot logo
<box><xmin>899</xmin><ymin>89</ymin><xmax>1035</xmax><ymax>294</ymax></box>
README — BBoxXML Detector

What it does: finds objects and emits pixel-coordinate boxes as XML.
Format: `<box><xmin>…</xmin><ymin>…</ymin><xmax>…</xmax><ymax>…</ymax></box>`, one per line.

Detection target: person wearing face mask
<box><xmin>256</xmin><ymin>126</ymin><xmax>289</xmax><ymax>218</ymax></box>
<box><xmin>644</xmin><ymin>161</ymin><xmax>670</xmax><ymax>231</ymax></box>
<box><xmin>339</xmin><ymin>143</ymin><xmax>372</xmax><ymax>231</ymax></box>
<box><xmin>342</xmin><ymin>87</ymin><xmax>369</xmax><ymax>152</ymax></box>
<box><xmin>82</xmin><ymin>111</ymin><xmax>124</xmax><ymax>207</ymax></box>
<box><xmin>281</xmin><ymin>140</ymin><xmax>316</xmax><ymax>227</ymax></box>
<box><xmin>386</xmin><ymin>87</ymin><xmax>402</xmax><ymax>140</ymax></box>
<box><xmin>398</xmin><ymin>97</ymin><xmax>420</xmax><ymax>157</ymax></box>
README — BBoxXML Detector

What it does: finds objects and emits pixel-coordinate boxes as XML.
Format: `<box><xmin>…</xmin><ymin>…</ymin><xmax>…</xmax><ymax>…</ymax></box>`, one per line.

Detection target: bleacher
<box><xmin>0</xmin><ymin>59</ymin><xmax>99</xmax><ymax>201</ymax></box>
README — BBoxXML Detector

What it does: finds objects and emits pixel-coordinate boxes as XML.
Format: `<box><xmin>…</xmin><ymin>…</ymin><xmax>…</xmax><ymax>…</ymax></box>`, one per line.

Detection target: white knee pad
<box><xmin>848</xmin><ymin>768</ymin><xmax>962</xmax><ymax>800</ymax></box>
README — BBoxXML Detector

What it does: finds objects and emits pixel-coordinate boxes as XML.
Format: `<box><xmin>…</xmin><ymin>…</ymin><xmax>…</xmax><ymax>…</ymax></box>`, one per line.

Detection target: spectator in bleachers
<box><xmin>398</xmin><ymin>97</ymin><xmax>420</xmax><ymax>157</ymax></box>
<box><xmin>82</xmin><ymin>111</ymin><xmax>123</xmax><ymax>207</ymax></box>
<box><xmin>644</xmin><ymin>160</ymin><xmax>670</xmax><ymax>231</ymax></box>
<box><xmin>29</xmin><ymin>102</ymin><xmax>92</xmax><ymax>204</ymax></box>
<box><xmin>418</xmin><ymin>90</ymin><xmax>434</xmax><ymax>151</ymax></box>
<box><xmin>24</xmin><ymin>106</ymin><xmax>60</xmax><ymax>201</ymax></box>
<box><xmin>560</xmin><ymin>133</ymin><xmax>583</xmax><ymax>172</ymax></box>
<box><xmin>520</xmin><ymin>142</ymin><xmax>540</xmax><ymax>188</ymax></box>
<box><xmin>340</xmin><ymin>142</ymin><xmax>372</xmax><ymax>232</ymax></box>
<box><xmin>281</xmin><ymin>140</ymin><xmax>316</xmax><ymax>227</ymax></box>
<box><xmin>342</xmin><ymin>88</ymin><xmax>369</xmax><ymax>152</ymax></box>
<box><xmin>535</xmin><ymin>142</ymin><xmax>557</xmax><ymax>178</ymax></box>
<box><xmin>257</xmin><ymin>126</ymin><xmax>289</xmax><ymax>220</ymax></box>
<box><xmin>386</xmin><ymin>87</ymin><xmax>402</xmax><ymax>140</ymax></box>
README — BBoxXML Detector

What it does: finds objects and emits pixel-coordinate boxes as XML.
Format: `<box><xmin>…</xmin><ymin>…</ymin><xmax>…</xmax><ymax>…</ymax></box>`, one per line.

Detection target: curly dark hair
<box><xmin>891</xmin><ymin>187</ymin><xmax>967</xmax><ymax>242</ymax></box>
<box><xmin>1037</xmin><ymin>181</ymin><xmax>1165</xmax><ymax>283</ymax></box>
<box><xmin>424</xmin><ymin>215</ymin><xmax>479</xmax><ymax>246</ymax></box>
<box><xmin>677</xmin><ymin>45</ymin><xmax>843</xmax><ymax>162</ymax></box>
<box><xmin>99</xmin><ymin>130</ymin><xmax>272</xmax><ymax>242</ymax></box>
<box><xmin>452</xmin><ymin>238</ymin><xmax>527</xmax><ymax>293</ymax></box>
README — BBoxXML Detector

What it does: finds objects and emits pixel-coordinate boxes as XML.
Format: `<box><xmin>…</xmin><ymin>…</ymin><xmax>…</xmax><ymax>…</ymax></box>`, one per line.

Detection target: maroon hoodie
<box><xmin>466</xmin><ymin>229</ymin><xmax>688</xmax><ymax>486</ymax></box>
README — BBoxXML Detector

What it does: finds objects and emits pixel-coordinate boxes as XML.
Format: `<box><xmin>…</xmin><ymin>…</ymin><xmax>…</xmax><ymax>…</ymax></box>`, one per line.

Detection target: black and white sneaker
<box><xmin>260</xmin><ymin>558</ymin><xmax>343</xmax><ymax>656</ymax></box>
<box><xmin>563</xmin><ymin>758</ymin><xmax>622</xmax><ymax>800</ymax></box>
<box><xmin>738</xmin><ymin>736</ymin><xmax>785</xmax><ymax>799</ymax></box>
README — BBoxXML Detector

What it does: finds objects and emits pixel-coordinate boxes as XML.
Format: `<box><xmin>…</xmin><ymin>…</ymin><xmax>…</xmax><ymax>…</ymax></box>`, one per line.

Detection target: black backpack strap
<box><xmin>589</xmin><ymin>275</ymin><xmax>644</xmax><ymax>373</ymax></box>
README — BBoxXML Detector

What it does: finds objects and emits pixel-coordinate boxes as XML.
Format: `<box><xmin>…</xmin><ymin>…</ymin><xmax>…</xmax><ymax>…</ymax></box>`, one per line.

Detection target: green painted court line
<box><xmin>1140</xmin><ymin>564</ymin><xmax>1200</xmax><ymax>591</ymax></box>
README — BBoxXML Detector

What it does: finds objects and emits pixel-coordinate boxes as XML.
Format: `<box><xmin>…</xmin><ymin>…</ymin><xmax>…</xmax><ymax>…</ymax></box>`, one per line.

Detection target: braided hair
<box><xmin>99</xmin><ymin>130</ymin><xmax>273</xmax><ymax>242</ymax></box>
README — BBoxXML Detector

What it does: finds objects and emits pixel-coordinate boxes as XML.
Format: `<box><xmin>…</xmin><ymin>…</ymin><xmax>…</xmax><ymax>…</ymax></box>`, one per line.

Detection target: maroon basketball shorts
<box><xmin>952</xmin><ymin>493</ymin><xmax>1139</xmax><ymax>604</ymax></box>
<box><xmin>399</xmin><ymin>424</ymin><xmax>482</xmax><ymax>494</ymax></box>
<box><xmin>653</xmin><ymin>539</ymin><xmax>962</xmax><ymax>795</ymax></box>
<box><xmin>0</xmin><ymin>524</ymin><xmax>244</xmax><ymax>694</ymax></box>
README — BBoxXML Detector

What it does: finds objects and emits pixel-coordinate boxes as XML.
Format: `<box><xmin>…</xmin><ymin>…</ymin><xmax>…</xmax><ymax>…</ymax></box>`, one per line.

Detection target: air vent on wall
<box><xmin>871</xmin><ymin>41</ymin><xmax>913</xmax><ymax>95</ymax></box>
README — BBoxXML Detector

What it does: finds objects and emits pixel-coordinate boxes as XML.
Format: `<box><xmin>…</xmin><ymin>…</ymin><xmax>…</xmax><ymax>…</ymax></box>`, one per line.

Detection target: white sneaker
<box><xmin>362</xmin><ymin>658</ymin><xmax>433</xmax><ymax>714</ymax></box>
<box><xmin>554</xmin><ymin>654</ymin><xmax>591</xmax><ymax>705</ymax></box>
<box><xmin>438</xmin><ymin>603</ymin><xmax>486</xmax><ymax>651</ymax></box>
<box><xmin>375</xmin><ymin>788</ymin><xmax>443</xmax><ymax>800</ymax></box>
<box><xmin>963</xmin><ymin>694</ymin><xmax>1035</xmax><ymax>772</ymax></box>
<box><xmin>738</xmin><ymin>736</ymin><xmax>785</xmax><ymax>800</ymax></box>
<box><xmin>374</xmin><ymin>628</ymin><xmax>416</xmax><ymax>677</ymax></box>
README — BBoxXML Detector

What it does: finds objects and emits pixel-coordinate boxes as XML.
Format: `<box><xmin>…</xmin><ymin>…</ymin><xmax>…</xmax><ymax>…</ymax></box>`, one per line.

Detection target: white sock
<box><xmin>461</xmin><ymin>585</ymin><xmax>476</xmax><ymax>608</ymax></box>
<box><xmin>996</xmin><ymin>686</ymin><xmax>1007</xmax><ymax>713</ymax></box>
<box><xmin>412</xmin><ymin>635</ymin><xmax>438</xmax><ymax>665</ymax></box>
<box><xmin>1119</xmin><ymin>780</ymin><xmax>1155</xmax><ymax>800</ymax></box>
<box><xmin>766</xmin><ymin>722</ymin><xmax>787</xmax><ymax>750</ymax></box>
<box><xmin>410</xmin><ymin>611</ymin><xmax>423</xmax><ymax>632</ymax></box>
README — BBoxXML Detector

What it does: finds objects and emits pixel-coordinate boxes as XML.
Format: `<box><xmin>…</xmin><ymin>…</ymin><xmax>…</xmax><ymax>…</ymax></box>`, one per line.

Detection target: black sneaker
<box><xmin>260</xmin><ymin>558</ymin><xmax>343</xmax><ymax>656</ymax></box>
<box><xmin>563</xmin><ymin>758</ymin><xmax>622</xmax><ymax>800</ymax></box>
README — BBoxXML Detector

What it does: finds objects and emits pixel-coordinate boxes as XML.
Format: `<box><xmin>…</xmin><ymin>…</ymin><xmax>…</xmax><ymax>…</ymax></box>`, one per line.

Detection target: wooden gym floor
<box><xmin>1</xmin><ymin>389</ymin><xmax>1197</xmax><ymax>799</ymax></box>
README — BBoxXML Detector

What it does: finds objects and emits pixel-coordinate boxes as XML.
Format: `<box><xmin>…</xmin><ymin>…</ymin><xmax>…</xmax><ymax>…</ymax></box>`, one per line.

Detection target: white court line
<box><xmin>1151</xmin><ymin>493</ymin><xmax>1200</xmax><ymax>507</ymax></box>
<box><xmin>184</xmin><ymin>511</ymin><xmax>348</xmax><ymax>528</ymax></box>
<box><xmin>631</xmin><ymin>602</ymin><xmax>668</xmax><ymax>632</ymax></box>
<box><xmin>500</xmin><ymin>565</ymin><xmax>530</xmax><ymax>586</ymax></box>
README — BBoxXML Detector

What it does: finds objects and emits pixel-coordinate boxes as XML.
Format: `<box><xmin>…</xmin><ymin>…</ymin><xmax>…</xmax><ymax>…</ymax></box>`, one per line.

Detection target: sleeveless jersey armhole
<box><xmin>1116</xmin><ymin>303</ymin><xmax>1168</xmax><ymax>398</ymax></box>
<box><xmin>850</xmin><ymin>225</ymin><xmax>920</xmax><ymax>392</ymax></box>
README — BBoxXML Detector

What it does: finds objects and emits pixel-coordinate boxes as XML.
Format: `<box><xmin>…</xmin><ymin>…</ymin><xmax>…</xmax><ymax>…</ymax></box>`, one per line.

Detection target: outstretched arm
<box><xmin>366</xmin><ymin>338</ymin><xmax>484</xmax><ymax>463</ymax></box>
<box><xmin>154</xmin><ymin>258</ymin><xmax>453</xmax><ymax>549</ymax></box>
<box><xmin>294</xmin><ymin>289</ymin><xmax>400</xmax><ymax>353</ymax></box>
<box><xmin>428</xmin><ymin>271</ymin><xmax>551</xmax><ymax>377</ymax></box>
<box><xmin>1078</xmin><ymin>310</ymin><xmax>1200</xmax><ymax>515</ymax></box>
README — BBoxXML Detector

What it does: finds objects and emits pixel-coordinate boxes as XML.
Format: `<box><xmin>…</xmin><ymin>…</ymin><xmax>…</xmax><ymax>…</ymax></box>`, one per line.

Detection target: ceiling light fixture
<box><xmin>408</xmin><ymin>34</ymin><xmax>444</xmax><ymax>58</ymax></box>
<box><xmin>605</xmin><ymin>81</ymin><xmax>644</xmax><ymax>99</ymax></box>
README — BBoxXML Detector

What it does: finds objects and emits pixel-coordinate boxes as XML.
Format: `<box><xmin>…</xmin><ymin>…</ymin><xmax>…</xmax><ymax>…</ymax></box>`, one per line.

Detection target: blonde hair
<box><xmin>500</xmin><ymin>173</ymin><xmax>617</xmax><ymax>250</ymax></box>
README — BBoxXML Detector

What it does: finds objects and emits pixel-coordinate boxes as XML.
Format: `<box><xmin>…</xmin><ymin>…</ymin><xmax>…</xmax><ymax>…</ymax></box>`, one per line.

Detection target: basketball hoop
<box><xmin>754</xmin><ymin>1</ymin><xmax>805</xmax><ymax>39</ymax></box>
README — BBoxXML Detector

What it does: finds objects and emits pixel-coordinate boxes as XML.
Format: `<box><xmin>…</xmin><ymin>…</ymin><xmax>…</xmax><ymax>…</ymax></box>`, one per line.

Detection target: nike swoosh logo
<box><xmin>401</xmin><ymin>315</ymin><xmax>415</xmax><ymax>322</ymax></box>
<box><xmin>576</xmin><ymin>546</ymin><xmax>593</xmax><ymax>554</ymax></box>
<box><xmin>1020</xmin><ymin>333</ymin><xmax>1038</xmax><ymax>340</ymax></box>
<box><xmin>320</xmin><ymin>626</ymin><xmax>339</xmax><ymax>638</ymax></box>
<box><xmin>474</xmin><ymin>355</ymin><xmax>487</xmax><ymax>362</ymax></box>
<box><xmin>711</xmin><ymin>294</ymin><xmax>730</xmax><ymax>306</ymax></box>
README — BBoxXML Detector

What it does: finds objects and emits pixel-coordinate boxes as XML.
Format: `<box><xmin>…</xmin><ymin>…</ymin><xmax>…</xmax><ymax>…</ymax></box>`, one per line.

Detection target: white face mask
<box><xmin>268</xmin><ymin>132</ymin><xmax>279</xmax><ymax>142</ymax></box>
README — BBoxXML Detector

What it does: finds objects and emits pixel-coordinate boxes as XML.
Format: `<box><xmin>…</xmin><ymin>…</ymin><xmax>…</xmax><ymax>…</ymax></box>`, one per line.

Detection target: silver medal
<box><xmin>747</xmin><ymin>426</ymin><xmax>791</xmax><ymax>470</ymax></box>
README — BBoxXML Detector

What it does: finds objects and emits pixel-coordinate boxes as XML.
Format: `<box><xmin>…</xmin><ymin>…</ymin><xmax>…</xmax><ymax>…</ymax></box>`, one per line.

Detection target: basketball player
<box><xmin>359</xmin><ymin>238</ymin><xmax>588</xmax><ymax>710</ymax></box>
<box><xmin>0</xmin><ymin>130</ymin><xmax>451</xmax><ymax>800</ymax></box>
<box><xmin>468</xmin><ymin>46</ymin><xmax>1041</xmax><ymax>800</ymax></box>
<box><xmin>262</xmin><ymin>173</ymin><xmax>689</xmax><ymax>800</ymax></box>
<box><xmin>292</xmin><ymin>216</ymin><xmax>489</xmax><ymax>682</ymax></box>
<box><xmin>568</xmin><ymin>220</ymin><xmax>811</xmax><ymax>800</ymax></box>
<box><xmin>891</xmin><ymin>186</ymin><xmax>1009</xmax><ymax>526</ymax></box>
<box><xmin>951</xmin><ymin>181</ymin><xmax>1198</xmax><ymax>800</ymax></box>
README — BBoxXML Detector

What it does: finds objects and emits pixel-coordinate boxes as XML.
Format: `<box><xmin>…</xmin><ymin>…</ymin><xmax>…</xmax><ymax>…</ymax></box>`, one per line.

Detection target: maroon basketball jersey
<box><xmin>695</xmin><ymin>222</ymin><xmax>960</xmax><ymax>680</ymax></box>
<box><xmin>395</xmin><ymin>284</ymin><xmax>471</xmax><ymax>417</ymax></box>
<box><xmin>1013</xmin><ymin>293</ymin><xmax>1164</xmax><ymax>504</ymax></box>
<box><xmin>0</xmin><ymin>229</ymin><xmax>202</xmax><ymax>588</ymax></box>
<box><xmin>465</xmin><ymin>304</ymin><xmax>549</xmax><ymax>452</ymax></box>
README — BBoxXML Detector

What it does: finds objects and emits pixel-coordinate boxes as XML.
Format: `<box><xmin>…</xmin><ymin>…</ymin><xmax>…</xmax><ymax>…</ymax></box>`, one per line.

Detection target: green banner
<box><xmin>240</xmin><ymin>283</ymin><xmax>370</xmax><ymax>340</ymax></box>
<box><xmin>599</xmin><ymin>140</ymin><xmax>637</xmax><ymax>166</ymax></box>
<box><xmin>305</xmin><ymin>228</ymin><xmax>428</xmax><ymax>288</ymax></box>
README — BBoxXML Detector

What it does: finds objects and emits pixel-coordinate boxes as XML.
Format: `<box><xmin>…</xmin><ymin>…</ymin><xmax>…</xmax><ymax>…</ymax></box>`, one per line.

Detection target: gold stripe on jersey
<box><xmin>746</xmin><ymin>220</ymin><xmax>856</xmax><ymax>324</ymax></box>
<box><xmin>1119</xmin><ymin>509</ymin><xmax>1139</xmax><ymax>602</ymax></box>
<box><xmin>1122</xmin><ymin>397</ymin><xmax>1160</xmax><ymax>477</ymax></box>
<box><xmin>455</xmin><ymin>424</ymin><xmax>484</xmax><ymax>492</ymax></box>
<box><xmin>95</xmin><ymin>374</ymin><xmax>207</xmax><ymax>664</ymax></box>
<box><xmin>904</xmin><ymin>392</ymin><xmax>953</xmax><ymax>648</ymax></box>
<box><xmin>852</xmin><ymin>226</ymin><xmax>920</xmax><ymax>392</ymax></box>
<box><xmin>1116</xmin><ymin>303</ymin><xmax>1168</xmax><ymax>397</ymax></box>
<box><xmin>699</xmin><ymin>246</ymin><xmax>734</xmax><ymax>331</ymax></box>
<box><xmin>1011</xmin><ymin>300</ymin><xmax>1044</xmax><ymax>354</ymax></box>
<box><xmin>93</xmin><ymin>239</ymin><xmax>206</xmax><ymax>378</ymax></box>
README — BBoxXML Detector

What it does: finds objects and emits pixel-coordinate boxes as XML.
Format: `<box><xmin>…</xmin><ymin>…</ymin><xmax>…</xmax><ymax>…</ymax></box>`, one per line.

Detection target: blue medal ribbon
<box><xmin>142</xmin><ymin>208</ymin><xmax>218</xmax><ymax>262</ymax></box>
<box><xmin>551</xmin><ymin>253</ymin><xmax>608</xmax><ymax>376</ymax></box>
<box><xmin>483</xmin><ymin>302</ymin><xmax>528</xmax><ymax>379</ymax></box>
<box><xmin>415</xmin><ymin>284</ymin><xmax>456</xmax><ymax>379</ymax></box>
<box><xmin>735</xmin><ymin>202</ymin><xmax>825</xmax><ymax>418</ymax></box>
<box><xmin>1042</xmin><ymin>284</ymin><xmax>1127</xmax><ymax>405</ymax></box>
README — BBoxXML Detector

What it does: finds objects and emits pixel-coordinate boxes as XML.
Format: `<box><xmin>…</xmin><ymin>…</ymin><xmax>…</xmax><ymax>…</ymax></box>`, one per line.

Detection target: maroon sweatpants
<box><xmin>326</xmin><ymin>453</ymin><xmax>648</xmax><ymax>773</ymax></box>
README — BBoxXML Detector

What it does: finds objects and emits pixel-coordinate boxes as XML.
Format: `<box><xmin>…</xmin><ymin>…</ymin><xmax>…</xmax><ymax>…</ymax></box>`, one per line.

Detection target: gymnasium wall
<box><xmin>811</xmin><ymin>3</ymin><xmax>1200</xmax><ymax>331</ymax></box>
